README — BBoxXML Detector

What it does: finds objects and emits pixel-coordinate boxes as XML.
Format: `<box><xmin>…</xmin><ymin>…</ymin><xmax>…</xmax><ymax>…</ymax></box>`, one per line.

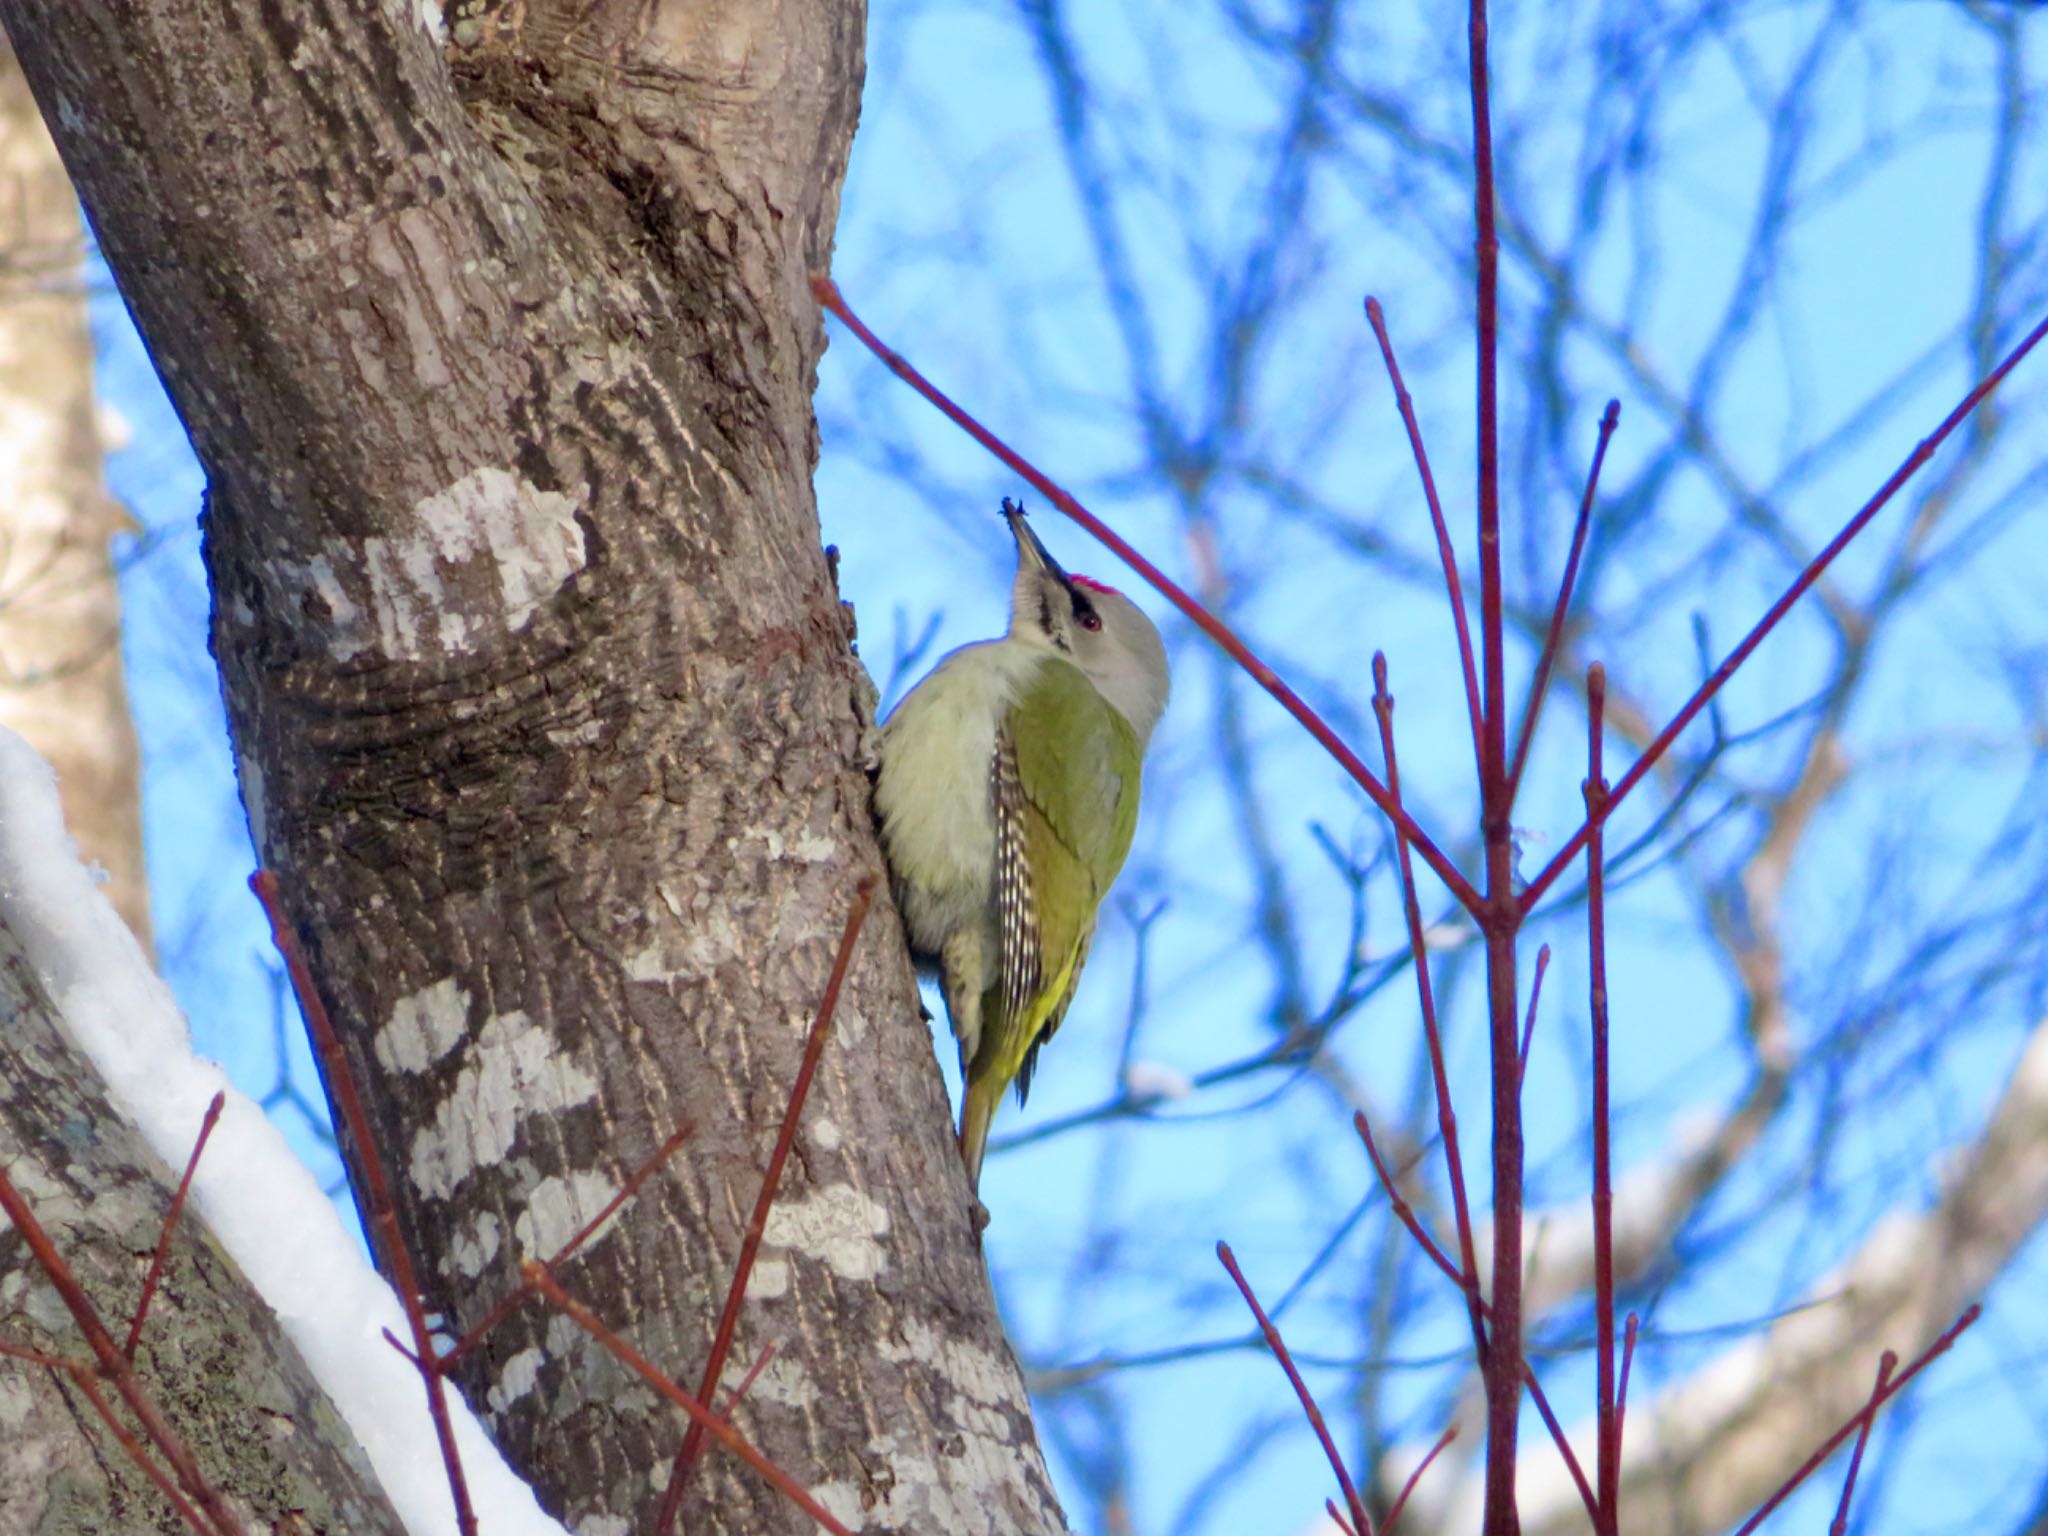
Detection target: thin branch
<box><xmin>1521</xmin><ymin>1357</ymin><xmax>1600</xmax><ymax>1530</ymax></box>
<box><xmin>813</xmin><ymin>275</ymin><xmax>1482</xmax><ymax>915</ymax></box>
<box><xmin>522</xmin><ymin>1264</ymin><xmax>856</xmax><ymax>1536</ymax></box>
<box><xmin>251</xmin><ymin>869</ymin><xmax>474</xmax><ymax>1536</ymax></box>
<box><xmin>0</xmin><ymin>1335</ymin><xmax>214</xmax><ymax>1533</ymax></box>
<box><xmin>65</xmin><ymin>1359</ymin><xmax>220</xmax><ymax>1536</ymax></box>
<box><xmin>1520</xmin><ymin>308</ymin><xmax>2048</xmax><ymax>914</ymax></box>
<box><xmin>718</xmin><ymin>1341</ymin><xmax>780</xmax><ymax>1417</ymax></box>
<box><xmin>1517</xmin><ymin>942</ymin><xmax>1551</xmax><ymax>1087</ymax></box>
<box><xmin>1729</xmin><ymin>1307</ymin><xmax>1977</xmax><ymax>1536</ymax></box>
<box><xmin>1505</xmin><ymin>400</ymin><xmax>1618</xmax><ymax>806</ymax></box>
<box><xmin>1829</xmin><ymin>1352</ymin><xmax>1897</xmax><ymax>1536</ymax></box>
<box><xmin>1467</xmin><ymin>6</ymin><xmax>1528</xmax><ymax>1530</ymax></box>
<box><xmin>123</xmin><ymin>1092</ymin><xmax>225</xmax><ymax>1359</ymax></box>
<box><xmin>1615</xmin><ymin>1312</ymin><xmax>1639</xmax><ymax>1464</ymax></box>
<box><xmin>657</xmin><ymin>877</ymin><xmax>876</xmax><ymax>1532</ymax></box>
<box><xmin>1585</xmin><ymin>663</ymin><xmax>1617</xmax><ymax>1536</ymax></box>
<box><xmin>1365</xmin><ymin>295</ymin><xmax>1483</xmax><ymax>772</ymax></box>
<box><xmin>1352</xmin><ymin>1111</ymin><xmax>1465</xmax><ymax>1293</ymax></box>
<box><xmin>1370</xmin><ymin>653</ymin><xmax>1484</xmax><ymax>1354</ymax></box>
<box><xmin>1382</xmin><ymin>1424</ymin><xmax>1458</xmax><ymax>1536</ymax></box>
<box><xmin>0</xmin><ymin>1164</ymin><xmax>243</xmax><ymax>1536</ymax></box>
<box><xmin>439</xmin><ymin>1119</ymin><xmax>696</xmax><ymax>1373</ymax></box>
<box><xmin>1217</xmin><ymin>1242</ymin><xmax>1372</xmax><ymax>1536</ymax></box>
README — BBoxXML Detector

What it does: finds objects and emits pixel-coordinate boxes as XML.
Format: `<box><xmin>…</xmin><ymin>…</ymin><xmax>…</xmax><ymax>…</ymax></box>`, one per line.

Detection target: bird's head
<box><xmin>1003</xmin><ymin>499</ymin><xmax>1170</xmax><ymax>746</ymax></box>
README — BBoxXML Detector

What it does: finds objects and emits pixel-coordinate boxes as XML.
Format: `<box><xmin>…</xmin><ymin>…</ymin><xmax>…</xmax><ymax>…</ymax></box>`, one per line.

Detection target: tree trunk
<box><xmin>0</xmin><ymin>915</ymin><xmax>405</xmax><ymax>1536</ymax></box>
<box><xmin>0</xmin><ymin>3</ymin><xmax>1063</xmax><ymax>1532</ymax></box>
<box><xmin>0</xmin><ymin>36</ymin><xmax>150</xmax><ymax>952</ymax></box>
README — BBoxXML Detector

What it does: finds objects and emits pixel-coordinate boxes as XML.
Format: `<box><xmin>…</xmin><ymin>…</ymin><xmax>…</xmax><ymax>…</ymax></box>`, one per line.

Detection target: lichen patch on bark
<box><xmin>329</xmin><ymin>466</ymin><xmax>588</xmax><ymax>660</ymax></box>
<box><xmin>761</xmin><ymin>1184</ymin><xmax>890</xmax><ymax>1282</ymax></box>
<box><xmin>407</xmin><ymin>1008</ymin><xmax>597</xmax><ymax>1199</ymax></box>
<box><xmin>374</xmin><ymin>975</ymin><xmax>471</xmax><ymax>1073</ymax></box>
<box><xmin>512</xmin><ymin>1168</ymin><xmax>622</xmax><ymax>1258</ymax></box>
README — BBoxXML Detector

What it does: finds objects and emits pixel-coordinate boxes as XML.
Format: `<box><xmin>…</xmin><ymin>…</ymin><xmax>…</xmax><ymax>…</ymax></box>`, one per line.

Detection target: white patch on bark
<box><xmin>513</xmin><ymin>1170</ymin><xmax>621</xmax><ymax>1259</ymax></box>
<box><xmin>0</xmin><ymin>1374</ymin><xmax>32</xmax><ymax>1428</ymax></box>
<box><xmin>810</xmin><ymin>1427</ymin><xmax>1027</xmax><ymax>1535</ymax></box>
<box><xmin>809</xmin><ymin>1480</ymin><xmax>868</xmax><ymax>1532</ymax></box>
<box><xmin>375</xmin><ymin>976</ymin><xmax>472</xmax><ymax>1073</ymax></box>
<box><xmin>949</xmin><ymin>1394</ymin><xmax>1012</xmax><ymax>1440</ymax></box>
<box><xmin>346</xmin><ymin>467</ymin><xmax>585</xmax><ymax>661</ymax></box>
<box><xmin>408</xmin><ymin>1010</ymin><xmax>599</xmax><ymax>1200</ymax></box>
<box><xmin>485</xmin><ymin>1345</ymin><xmax>543</xmax><ymax>1414</ymax></box>
<box><xmin>744</xmin><ymin>1258</ymin><xmax>789</xmax><ymax>1300</ymax></box>
<box><xmin>761</xmin><ymin>1185</ymin><xmax>889</xmax><ymax>1281</ymax></box>
<box><xmin>572</xmin><ymin>1519</ymin><xmax>630</xmax><ymax>1536</ymax></box>
<box><xmin>450</xmin><ymin>1210</ymin><xmax>503</xmax><ymax>1279</ymax></box>
<box><xmin>878</xmin><ymin>1315</ymin><xmax>1021</xmax><ymax>1409</ymax></box>
<box><xmin>808</xmin><ymin>1117</ymin><xmax>843</xmax><ymax>1152</ymax></box>
<box><xmin>625</xmin><ymin>941</ymin><xmax>674</xmax><ymax>984</ymax></box>
<box><xmin>236</xmin><ymin>753</ymin><xmax>268</xmax><ymax>854</ymax></box>
<box><xmin>750</xmin><ymin>829</ymin><xmax>837</xmax><ymax>864</ymax></box>
<box><xmin>627</xmin><ymin>905</ymin><xmax>742</xmax><ymax>984</ymax></box>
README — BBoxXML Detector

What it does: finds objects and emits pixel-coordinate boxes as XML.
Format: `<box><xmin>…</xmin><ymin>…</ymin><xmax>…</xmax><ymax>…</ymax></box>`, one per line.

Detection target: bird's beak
<box><xmin>1004</xmin><ymin>500</ymin><xmax>1072</xmax><ymax>586</ymax></box>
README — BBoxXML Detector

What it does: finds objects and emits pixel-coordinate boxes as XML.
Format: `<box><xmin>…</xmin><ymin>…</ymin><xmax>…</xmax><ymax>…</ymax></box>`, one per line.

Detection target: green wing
<box><xmin>976</xmin><ymin>658</ymin><xmax>1142</xmax><ymax>1104</ymax></box>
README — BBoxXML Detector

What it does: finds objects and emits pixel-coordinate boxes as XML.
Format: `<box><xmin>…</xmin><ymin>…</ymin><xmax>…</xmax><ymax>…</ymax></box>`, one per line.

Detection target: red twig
<box><xmin>655</xmin><ymin>877</ymin><xmax>876</xmax><ymax>1534</ymax></box>
<box><xmin>1504</xmin><ymin>401</ymin><xmax>1618</xmax><ymax>808</ymax></box>
<box><xmin>0</xmin><ymin>1163</ymin><xmax>243</xmax><ymax>1536</ymax></box>
<box><xmin>1729</xmin><ymin>1305</ymin><xmax>1979</xmax><ymax>1536</ymax></box>
<box><xmin>1218</xmin><ymin>1242</ymin><xmax>1373</xmax><ymax>1536</ymax></box>
<box><xmin>1829</xmin><ymin>1352</ymin><xmax>1896</xmax><ymax>1536</ymax></box>
<box><xmin>250</xmin><ymin>869</ymin><xmax>476</xmax><ymax>1536</ymax></box>
<box><xmin>1365</xmin><ymin>295</ymin><xmax>1484</xmax><ymax>773</ymax></box>
<box><xmin>1519</xmin><ymin>309</ymin><xmax>2048</xmax><ymax>915</ymax></box>
<box><xmin>1466</xmin><ymin>6</ymin><xmax>1528</xmax><ymax>1523</ymax></box>
<box><xmin>66</xmin><ymin>1357</ymin><xmax>220</xmax><ymax>1535</ymax></box>
<box><xmin>813</xmin><ymin>274</ymin><xmax>1482</xmax><ymax>916</ymax></box>
<box><xmin>1324</xmin><ymin>1497</ymin><xmax>1360</xmax><ymax>1536</ymax></box>
<box><xmin>1615</xmin><ymin>1313</ymin><xmax>1639</xmax><ymax>1491</ymax></box>
<box><xmin>1520</xmin><ymin>1357</ymin><xmax>1599</xmax><ymax>1530</ymax></box>
<box><xmin>1585</xmin><ymin>664</ymin><xmax>1617</xmax><ymax>1535</ymax></box>
<box><xmin>1516</xmin><ymin>942</ymin><xmax>1551</xmax><ymax>1088</ymax></box>
<box><xmin>439</xmin><ymin>1118</ymin><xmax>695</xmax><ymax>1373</ymax></box>
<box><xmin>0</xmin><ymin>1337</ymin><xmax>71</xmax><ymax>1368</ymax></box>
<box><xmin>123</xmin><ymin>1091</ymin><xmax>225</xmax><ymax>1359</ymax></box>
<box><xmin>523</xmin><ymin>1264</ymin><xmax>856</xmax><ymax>1536</ymax></box>
<box><xmin>1352</xmin><ymin>1111</ymin><xmax>1466</xmax><ymax>1294</ymax></box>
<box><xmin>718</xmin><ymin>1341</ymin><xmax>780</xmax><ymax>1416</ymax></box>
<box><xmin>1381</xmin><ymin>1424</ymin><xmax>1459</xmax><ymax>1536</ymax></box>
<box><xmin>1371</xmin><ymin>654</ymin><xmax>1484</xmax><ymax>1356</ymax></box>
<box><xmin>0</xmin><ymin>1339</ymin><xmax>213</xmax><ymax>1532</ymax></box>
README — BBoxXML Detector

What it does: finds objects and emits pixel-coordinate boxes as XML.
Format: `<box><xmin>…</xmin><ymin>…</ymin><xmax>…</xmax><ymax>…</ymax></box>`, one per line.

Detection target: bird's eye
<box><xmin>1075</xmin><ymin>603</ymin><xmax>1102</xmax><ymax>632</ymax></box>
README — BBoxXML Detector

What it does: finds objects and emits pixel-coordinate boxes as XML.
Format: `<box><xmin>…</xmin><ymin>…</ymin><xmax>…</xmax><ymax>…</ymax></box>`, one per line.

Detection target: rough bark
<box><xmin>0</xmin><ymin>2</ymin><xmax>1063</xmax><ymax>1533</ymax></box>
<box><xmin>0</xmin><ymin>916</ymin><xmax>405</xmax><ymax>1536</ymax></box>
<box><xmin>0</xmin><ymin>36</ymin><xmax>150</xmax><ymax>952</ymax></box>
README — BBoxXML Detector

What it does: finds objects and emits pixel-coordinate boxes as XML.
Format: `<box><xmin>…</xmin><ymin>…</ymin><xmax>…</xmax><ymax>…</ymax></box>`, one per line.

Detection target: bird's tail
<box><xmin>958</xmin><ymin>1074</ymin><xmax>1002</xmax><ymax>1192</ymax></box>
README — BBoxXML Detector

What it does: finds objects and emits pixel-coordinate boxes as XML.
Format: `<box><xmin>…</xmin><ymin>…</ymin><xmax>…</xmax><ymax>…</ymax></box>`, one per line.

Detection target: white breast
<box><xmin>875</xmin><ymin>641</ymin><xmax>1045</xmax><ymax>954</ymax></box>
